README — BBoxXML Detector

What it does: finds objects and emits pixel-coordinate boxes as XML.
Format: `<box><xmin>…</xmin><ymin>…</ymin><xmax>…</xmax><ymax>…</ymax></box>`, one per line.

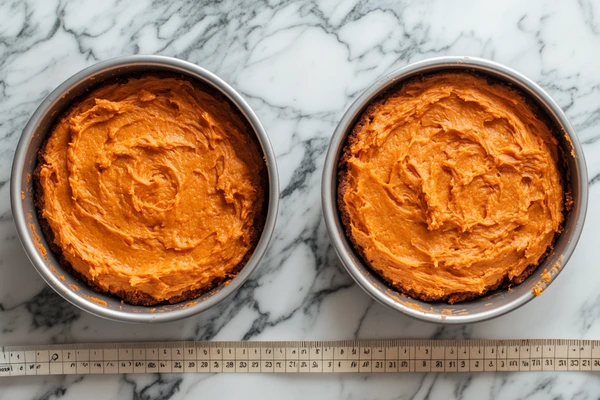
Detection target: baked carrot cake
<box><xmin>338</xmin><ymin>71</ymin><xmax>567</xmax><ymax>303</ymax></box>
<box><xmin>36</xmin><ymin>75</ymin><xmax>267</xmax><ymax>305</ymax></box>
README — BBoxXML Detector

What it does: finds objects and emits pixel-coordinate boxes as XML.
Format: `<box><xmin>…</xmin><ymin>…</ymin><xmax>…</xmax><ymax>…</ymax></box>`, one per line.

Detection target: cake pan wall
<box><xmin>11</xmin><ymin>55</ymin><xmax>279</xmax><ymax>323</ymax></box>
<box><xmin>321</xmin><ymin>56</ymin><xmax>588</xmax><ymax>324</ymax></box>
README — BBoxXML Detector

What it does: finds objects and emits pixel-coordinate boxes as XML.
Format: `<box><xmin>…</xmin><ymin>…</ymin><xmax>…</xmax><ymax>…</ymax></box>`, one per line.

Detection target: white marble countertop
<box><xmin>1</xmin><ymin>0</ymin><xmax>600</xmax><ymax>398</ymax></box>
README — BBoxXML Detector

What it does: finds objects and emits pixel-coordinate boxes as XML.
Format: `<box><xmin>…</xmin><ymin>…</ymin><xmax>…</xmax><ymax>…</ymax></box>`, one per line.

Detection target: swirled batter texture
<box><xmin>38</xmin><ymin>76</ymin><xmax>266</xmax><ymax>305</ymax></box>
<box><xmin>338</xmin><ymin>72</ymin><xmax>564</xmax><ymax>303</ymax></box>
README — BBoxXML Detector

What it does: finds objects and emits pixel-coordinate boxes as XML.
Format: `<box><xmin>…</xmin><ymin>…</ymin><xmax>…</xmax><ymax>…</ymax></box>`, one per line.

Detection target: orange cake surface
<box><xmin>338</xmin><ymin>72</ymin><xmax>565</xmax><ymax>303</ymax></box>
<box><xmin>37</xmin><ymin>75</ymin><xmax>266</xmax><ymax>305</ymax></box>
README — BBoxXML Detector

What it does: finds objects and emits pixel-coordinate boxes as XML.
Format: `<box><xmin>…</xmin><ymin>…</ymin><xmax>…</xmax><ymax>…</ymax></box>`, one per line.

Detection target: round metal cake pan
<box><xmin>11</xmin><ymin>55</ymin><xmax>279</xmax><ymax>323</ymax></box>
<box><xmin>322</xmin><ymin>56</ymin><xmax>588</xmax><ymax>324</ymax></box>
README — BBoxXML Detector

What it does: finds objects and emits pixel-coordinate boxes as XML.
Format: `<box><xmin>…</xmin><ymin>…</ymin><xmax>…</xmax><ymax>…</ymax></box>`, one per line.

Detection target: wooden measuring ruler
<box><xmin>1</xmin><ymin>339</ymin><xmax>599</xmax><ymax>376</ymax></box>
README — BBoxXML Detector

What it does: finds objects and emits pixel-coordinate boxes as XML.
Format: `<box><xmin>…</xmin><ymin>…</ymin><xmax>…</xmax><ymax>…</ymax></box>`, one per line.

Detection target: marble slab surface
<box><xmin>1</xmin><ymin>0</ymin><xmax>600</xmax><ymax>398</ymax></box>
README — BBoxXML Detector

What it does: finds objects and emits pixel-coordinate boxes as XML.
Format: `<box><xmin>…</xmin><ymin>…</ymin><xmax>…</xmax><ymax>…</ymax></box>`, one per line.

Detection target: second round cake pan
<box><xmin>322</xmin><ymin>56</ymin><xmax>588</xmax><ymax>324</ymax></box>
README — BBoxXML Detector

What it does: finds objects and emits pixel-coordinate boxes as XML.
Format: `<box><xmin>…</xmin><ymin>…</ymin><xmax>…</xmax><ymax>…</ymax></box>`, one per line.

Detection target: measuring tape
<box><xmin>1</xmin><ymin>339</ymin><xmax>599</xmax><ymax>376</ymax></box>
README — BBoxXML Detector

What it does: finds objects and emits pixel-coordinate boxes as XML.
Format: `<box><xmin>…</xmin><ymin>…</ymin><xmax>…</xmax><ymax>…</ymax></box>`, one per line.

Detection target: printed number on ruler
<box><xmin>0</xmin><ymin>339</ymin><xmax>598</xmax><ymax>376</ymax></box>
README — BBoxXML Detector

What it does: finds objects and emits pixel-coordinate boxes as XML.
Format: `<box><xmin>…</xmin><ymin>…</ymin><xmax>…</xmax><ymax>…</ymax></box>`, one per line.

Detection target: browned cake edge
<box><xmin>33</xmin><ymin>73</ymin><xmax>269</xmax><ymax>307</ymax></box>
<box><xmin>336</xmin><ymin>71</ymin><xmax>572</xmax><ymax>304</ymax></box>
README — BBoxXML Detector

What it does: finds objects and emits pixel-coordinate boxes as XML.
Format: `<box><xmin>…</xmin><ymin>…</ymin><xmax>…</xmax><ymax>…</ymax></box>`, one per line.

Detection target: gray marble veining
<box><xmin>1</xmin><ymin>0</ymin><xmax>600</xmax><ymax>398</ymax></box>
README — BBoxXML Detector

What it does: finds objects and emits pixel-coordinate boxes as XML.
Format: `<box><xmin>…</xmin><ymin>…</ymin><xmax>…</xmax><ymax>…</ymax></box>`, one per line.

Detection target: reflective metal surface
<box><xmin>322</xmin><ymin>56</ymin><xmax>588</xmax><ymax>324</ymax></box>
<box><xmin>11</xmin><ymin>55</ymin><xmax>279</xmax><ymax>323</ymax></box>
